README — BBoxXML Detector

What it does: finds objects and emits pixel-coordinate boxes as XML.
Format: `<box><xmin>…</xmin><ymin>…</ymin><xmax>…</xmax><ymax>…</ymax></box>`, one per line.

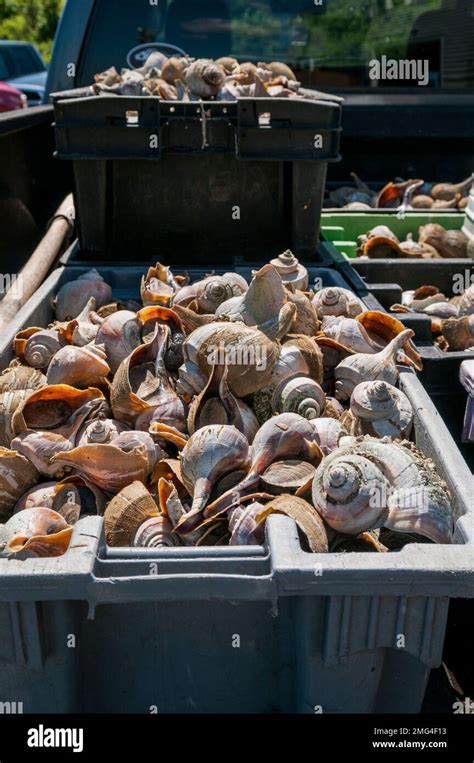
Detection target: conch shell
<box><xmin>10</xmin><ymin>386</ymin><xmax>106</xmax><ymax>478</ymax></box>
<box><xmin>313</xmin><ymin>287</ymin><xmax>365</xmax><ymax>319</ymax></box>
<box><xmin>228</xmin><ymin>501</ymin><xmax>266</xmax><ymax>545</ymax></box>
<box><xmin>104</xmin><ymin>481</ymin><xmax>159</xmax><ymax>546</ymax></box>
<box><xmin>0</xmin><ymin>447</ymin><xmax>39</xmax><ymax>517</ymax></box>
<box><xmin>95</xmin><ymin>310</ymin><xmax>142</xmax><ymax>374</ymax></box>
<box><xmin>312</xmin><ymin>436</ymin><xmax>453</xmax><ymax>543</ymax></box>
<box><xmin>269</xmin><ymin>250</ymin><xmax>308</xmax><ymax>292</ymax></box>
<box><xmin>321</xmin><ymin>316</ymin><xmax>383</xmax><ymax>354</ymax></box>
<box><xmin>215</xmin><ymin>264</ymin><xmax>286</xmax><ymax>325</ymax></box>
<box><xmin>178</xmin><ymin>303</ymin><xmax>296</xmax><ymax>399</ymax></box>
<box><xmin>334</xmin><ymin>328</ymin><xmax>415</xmax><ymax>401</ymax></box>
<box><xmin>141</xmin><ymin>261</ymin><xmax>180</xmax><ymax>306</ymax></box>
<box><xmin>4</xmin><ymin>508</ymin><xmax>72</xmax><ymax>558</ymax></box>
<box><xmin>47</xmin><ymin>344</ymin><xmax>110</xmax><ymax>387</ymax></box>
<box><xmin>419</xmin><ymin>225</ymin><xmax>469</xmax><ymax>258</ymax></box>
<box><xmin>133</xmin><ymin>515</ymin><xmax>182</xmax><ymax>547</ymax></box>
<box><xmin>272</xmin><ymin>376</ymin><xmax>326</xmax><ymax>420</ymax></box>
<box><xmin>179</xmin><ymin>425</ymin><xmax>251</xmax><ymax>522</ymax></box>
<box><xmin>456</xmin><ymin>284</ymin><xmax>474</xmax><ymax>317</ymax></box>
<box><xmin>112</xmin><ymin>324</ymin><xmax>186</xmax><ymax>431</ymax></box>
<box><xmin>55</xmin><ymin>270</ymin><xmax>112</xmax><ymax>321</ymax></box>
<box><xmin>51</xmin><ymin>442</ymin><xmax>151</xmax><ymax>493</ymax></box>
<box><xmin>252</xmin><ymin>335</ymin><xmax>324</xmax><ymax>424</ymax></box>
<box><xmin>259</xmin><ymin>494</ymin><xmax>329</xmax><ymax>552</ymax></box>
<box><xmin>187</xmin><ymin>358</ymin><xmax>259</xmax><ymax>442</ymax></box>
<box><xmin>184</xmin><ymin>59</ymin><xmax>225</xmax><ymax>98</ymax></box>
<box><xmin>192</xmin><ymin>273</ymin><xmax>248</xmax><ymax>314</ymax></box>
<box><xmin>0</xmin><ymin>366</ymin><xmax>46</xmax><ymax>446</ymax></box>
<box><xmin>11</xmin><ymin>385</ymin><xmax>106</xmax><ymax>436</ymax></box>
<box><xmin>308</xmin><ymin>418</ymin><xmax>346</xmax><ymax>455</ymax></box>
<box><xmin>190</xmin><ymin>413</ymin><xmax>324</xmax><ymax>531</ymax></box>
<box><xmin>346</xmin><ymin>380</ymin><xmax>413</xmax><ymax>439</ymax></box>
<box><xmin>441</xmin><ymin>315</ymin><xmax>474</xmax><ymax>351</ymax></box>
<box><xmin>14</xmin><ymin>327</ymin><xmax>68</xmax><ymax>369</ymax></box>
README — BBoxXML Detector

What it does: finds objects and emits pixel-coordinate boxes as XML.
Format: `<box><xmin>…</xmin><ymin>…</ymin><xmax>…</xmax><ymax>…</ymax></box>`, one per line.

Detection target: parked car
<box><xmin>0</xmin><ymin>81</ymin><xmax>27</xmax><ymax>113</ymax></box>
<box><xmin>0</xmin><ymin>40</ymin><xmax>47</xmax><ymax>106</ymax></box>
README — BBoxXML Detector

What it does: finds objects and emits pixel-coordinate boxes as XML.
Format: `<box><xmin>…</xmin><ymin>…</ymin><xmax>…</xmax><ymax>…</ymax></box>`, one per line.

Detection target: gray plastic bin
<box><xmin>0</xmin><ymin>265</ymin><xmax>473</xmax><ymax>714</ymax></box>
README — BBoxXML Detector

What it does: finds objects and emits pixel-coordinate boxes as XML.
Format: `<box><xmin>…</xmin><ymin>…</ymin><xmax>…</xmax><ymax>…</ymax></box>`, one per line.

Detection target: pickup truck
<box><xmin>0</xmin><ymin>0</ymin><xmax>473</xmax><ymax>273</ymax></box>
<box><xmin>0</xmin><ymin>40</ymin><xmax>47</xmax><ymax>106</ymax></box>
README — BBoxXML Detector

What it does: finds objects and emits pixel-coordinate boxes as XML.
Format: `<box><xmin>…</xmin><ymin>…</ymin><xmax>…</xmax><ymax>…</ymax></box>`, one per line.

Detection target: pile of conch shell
<box><xmin>325</xmin><ymin>173</ymin><xmax>472</xmax><ymax>211</ymax></box>
<box><xmin>357</xmin><ymin>223</ymin><xmax>469</xmax><ymax>260</ymax></box>
<box><xmin>0</xmin><ymin>254</ymin><xmax>455</xmax><ymax>559</ymax></box>
<box><xmin>390</xmin><ymin>282</ymin><xmax>474</xmax><ymax>352</ymax></box>
<box><xmin>91</xmin><ymin>52</ymin><xmax>341</xmax><ymax>103</ymax></box>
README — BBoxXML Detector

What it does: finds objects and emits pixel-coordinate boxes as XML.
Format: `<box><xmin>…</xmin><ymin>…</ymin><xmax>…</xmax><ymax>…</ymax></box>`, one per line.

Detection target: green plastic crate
<box><xmin>320</xmin><ymin>212</ymin><xmax>464</xmax><ymax>259</ymax></box>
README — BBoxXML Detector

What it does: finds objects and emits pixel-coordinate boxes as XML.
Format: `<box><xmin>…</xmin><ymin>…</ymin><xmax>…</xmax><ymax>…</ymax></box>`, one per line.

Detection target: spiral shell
<box><xmin>0</xmin><ymin>447</ymin><xmax>39</xmax><ymax>518</ymax></box>
<box><xmin>312</xmin><ymin>437</ymin><xmax>453</xmax><ymax>543</ymax></box>
<box><xmin>11</xmin><ymin>385</ymin><xmax>106</xmax><ymax>437</ymax></box>
<box><xmin>308</xmin><ymin>417</ymin><xmax>346</xmax><ymax>455</ymax></box>
<box><xmin>215</xmin><ymin>264</ymin><xmax>287</xmax><ymax>326</ymax></box>
<box><xmin>252</xmin><ymin>335</ymin><xmax>324</xmax><ymax>424</ymax></box>
<box><xmin>52</xmin><ymin>475</ymin><xmax>106</xmax><ymax>522</ymax></box>
<box><xmin>349</xmin><ymin>381</ymin><xmax>413</xmax><ymax>439</ymax></box>
<box><xmin>76</xmin><ymin>417</ymin><xmax>130</xmax><ymax>446</ymax></box>
<box><xmin>419</xmin><ymin>226</ymin><xmax>468</xmax><ymax>258</ymax></box>
<box><xmin>14</xmin><ymin>328</ymin><xmax>67</xmax><ymax>369</ymax></box>
<box><xmin>228</xmin><ymin>501</ymin><xmax>266</xmax><ymax>545</ymax></box>
<box><xmin>104</xmin><ymin>481</ymin><xmax>159</xmax><ymax>546</ymax></box>
<box><xmin>313</xmin><ymin>287</ymin><xmax>365</xmax><ymax>319</ymax></box>
<box><xmin>133</xmin><ymin>516</ymin><xmax>182</xmax><ymax>548</ymax></box>
<box><xmin>269</xmin><ymin>250</ymin><xmax>308</xmax><ymax>292</ymax></box>
<box><xmin>15</xmin><ymin>482</ymin><xmax>57</xmax><ymax>511</ymax></box>
<box><xmin>184</xmin><ymin>59</ymin><xmax>225</xmax><ymax>98</ymax></box>
<box><xmin>195</xmin><ymin>274</ymin><xmax>248</xmax><ymax>314</ymax></box>
<box><xmin>112</xmin><ymin>324</ymin><xmax>187</xmax><ymax>432</ymax></box>
<box><xmin>196</xmin><ymin>413</ymin><xmax>324</xmax><ymax>532</ymax></box>
<box><xmin>272</xmin><ymin>376</ymin><xmax>326</xmax><ymax>420</ymax></box>
<box><xmin>312</xmin><ymin>453</ymin><xmax>390</xmax><ymax>534</ymax></box>
<box><xmin>0</xmin><ymin>388</ymin><xmax>37</xmax><ymax>447</ymax></box>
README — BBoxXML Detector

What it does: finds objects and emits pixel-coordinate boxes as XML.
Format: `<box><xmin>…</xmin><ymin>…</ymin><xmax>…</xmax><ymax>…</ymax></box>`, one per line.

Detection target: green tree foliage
<box><xmin>0</xmin><ymin>0</ymin><xmax>66</xmax><ymax>61</ymax></box>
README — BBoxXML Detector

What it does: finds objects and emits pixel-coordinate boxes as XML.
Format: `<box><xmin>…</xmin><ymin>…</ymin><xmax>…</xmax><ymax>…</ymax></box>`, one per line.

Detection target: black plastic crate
<box><xmin>51</xmin><ymin>92</ymin><xmax>342</xmax><ymax>264</ymax></box>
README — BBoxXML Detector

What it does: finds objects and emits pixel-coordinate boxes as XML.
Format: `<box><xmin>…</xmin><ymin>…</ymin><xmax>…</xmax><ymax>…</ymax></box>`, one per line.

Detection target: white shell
<box><xmin>322</xmin><ymin>316</ymin><xmax>382</xmax><ymax>353</ymax></box>
<box><xmin>313</xmin><ymin>287</ymin><xmax>365</xmax><ymax>319</ymax></box>
<box><xmin>349</xmin><ymin>380</ymin><xmax>413</xmax><ymax>439</ymax></box>
<box><xmin>312</xmin><ymin>436</ymin><xmax>453</xmax><ymax>543</ymax></box>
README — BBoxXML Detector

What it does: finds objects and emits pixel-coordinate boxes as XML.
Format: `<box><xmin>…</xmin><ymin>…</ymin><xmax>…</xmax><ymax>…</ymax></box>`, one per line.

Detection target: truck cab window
<box><xmin>77</xmin><ymin>0</ymin><xmax>474</xmax><ymax>92</ymax></box>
